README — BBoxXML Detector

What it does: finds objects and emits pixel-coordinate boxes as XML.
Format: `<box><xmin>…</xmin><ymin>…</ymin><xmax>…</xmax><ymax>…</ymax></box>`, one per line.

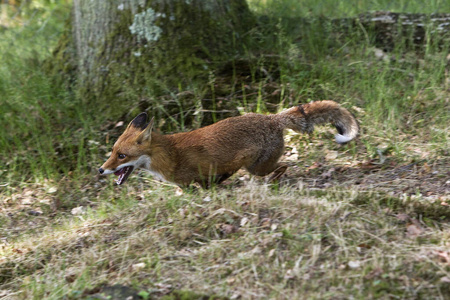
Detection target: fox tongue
<box><xmin>114</xmin><ymin>166</ymin><xmax>134</xmax><ymax>185</ymax></box>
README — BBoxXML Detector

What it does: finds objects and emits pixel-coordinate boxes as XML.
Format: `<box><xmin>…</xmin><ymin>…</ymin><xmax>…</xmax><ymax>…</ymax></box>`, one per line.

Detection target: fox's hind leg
<box><xmin>245</xmin><ymin>143</ymin><xmax>285</xmax><ymax>179</ymax></box>
<box><xmin>214</xmin><ymin>172</ymin><xmax>235</xmax><ymax>184</ymax></box>
<box><xmin>266</xmin><ymin>164</ymin><xmax>288</xmax><ymax>183</ymax></box>
<box><xmin>247</xmin><ymin>160</ymin><xmax>288</xmax><ymax>183</ymax></box>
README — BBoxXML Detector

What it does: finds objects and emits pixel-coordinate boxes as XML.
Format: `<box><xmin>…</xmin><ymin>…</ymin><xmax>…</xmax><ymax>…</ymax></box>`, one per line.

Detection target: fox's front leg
<box><xmin>196</xmin><ymin>172</ymin><xmax>235</xmax><ymax>189</ymax></box>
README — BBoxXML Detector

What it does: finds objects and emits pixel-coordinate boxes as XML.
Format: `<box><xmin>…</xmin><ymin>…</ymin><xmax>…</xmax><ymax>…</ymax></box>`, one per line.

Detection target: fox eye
<box><xmin>118</xmin><ymin>153</ymin><xmax>126</xmax><ymax>159</ymax></box>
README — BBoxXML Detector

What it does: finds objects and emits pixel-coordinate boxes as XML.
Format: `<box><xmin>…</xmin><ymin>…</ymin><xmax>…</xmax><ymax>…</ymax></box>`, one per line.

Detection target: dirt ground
<box><xmin>286</xmin><ymin>158</ymin><xmax>449</xmax><ymax>198</ymax></box>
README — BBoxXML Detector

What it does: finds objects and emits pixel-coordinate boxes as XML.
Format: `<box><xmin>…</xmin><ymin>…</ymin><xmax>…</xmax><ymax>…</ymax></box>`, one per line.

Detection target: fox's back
<box><xmin>167</xmin><ymin>113</ymin><xmax>285</xmax><ymax>180</ymax></box>
<box><xmin>171</xmin><ymin>113</ymin><xmax>283</xmax><ymax>151</ymax></box>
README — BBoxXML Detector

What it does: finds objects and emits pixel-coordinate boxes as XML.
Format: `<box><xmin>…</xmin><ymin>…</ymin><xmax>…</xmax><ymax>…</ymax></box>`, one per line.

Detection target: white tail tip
<box><xmin>335</xmin><ymin>133</ymin><xmax>354</xmax><ymax>144</ymax></box>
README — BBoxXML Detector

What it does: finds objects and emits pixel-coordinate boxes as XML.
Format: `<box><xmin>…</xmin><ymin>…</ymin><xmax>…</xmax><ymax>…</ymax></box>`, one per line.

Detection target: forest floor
<box><xmin>1</xmin><ymin>134</ymin><xmax>449</xmax><ymax>299</ymax></box>
<box><xmin>1</xmin><ymin>0</ymin><xmax>450</xmax><ymax>299</ymax></box>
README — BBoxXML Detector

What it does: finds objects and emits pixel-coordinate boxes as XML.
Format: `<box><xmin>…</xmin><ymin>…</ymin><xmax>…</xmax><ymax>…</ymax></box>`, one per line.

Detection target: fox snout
<box><xmin>99</xmin><ymin>166</ymin><xmax>114</xmax><ymax>174</ymax></box>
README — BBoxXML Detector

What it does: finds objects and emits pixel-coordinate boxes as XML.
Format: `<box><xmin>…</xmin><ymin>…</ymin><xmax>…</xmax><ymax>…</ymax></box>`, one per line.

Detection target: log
<box><xmin>334</xmin><ymin>11</ymin><xmax>450</xmax><ymax>50</ymax></box>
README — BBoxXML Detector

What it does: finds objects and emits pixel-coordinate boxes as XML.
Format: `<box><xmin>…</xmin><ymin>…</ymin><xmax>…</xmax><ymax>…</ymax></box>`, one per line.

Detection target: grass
<box><xmin>2</xmin><ymin>182</ymin><xmax>449</xmax><ymax>299</ymax></box>
<box><xmin>0</xmin><ymin>0</ymin><xmax>449</xmax><ymax>299</ymax></box>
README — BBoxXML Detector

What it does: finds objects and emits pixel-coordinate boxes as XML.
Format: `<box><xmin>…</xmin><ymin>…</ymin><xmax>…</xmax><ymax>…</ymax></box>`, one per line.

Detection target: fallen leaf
<box><xmin>251</xmin><ymin>246</ymin><xmax>262</xmax><ymax>254</ymax></box>
<box><xmin>71</xmin><ymin>206</ymin><xmax>85</xmax><ymax>215</ymax></box>
<box><xmin>352</xmin><ymin>106</ymin><xmax>365</xmax><ymax>114</ymax></box>
<box><xmin>178</xmin><ymin>208</ymin><xmax>187</xmax><ymax>218</ymax></box>
<box><xmin>132</xmin><ymin>263</ymin><xmax>146</xmax><ymax>271</ymax></box>
<box><xmin>154</xmin><ymin>283</ymin><xmax>172</xmax><ymax>294</ymax></box>
<box><xmin>422</xmin><ymin>162</ymin><xmax>431</xmax><ymax>174</ymax></box>
<box><xmin>365</xmin><ymin>267</ymin><xmax>383</xmax><ymax>279</ymax></box>
<box><xmin>64</xmin><ymin>269</ymin><xmax>78</xmax><ymax>283</ymax></box>
<box><xmin>435</xmin><ymin>251</ymin><xmax>450</xmax><ymax>264</ymax></box>
<box><xmin>321</xmin><ymin>168</ymin><xmax>336</xmax><ymax>179</ymax></box>
<box><xmin>260</xmin><ymin>217</ymin><xmax>272</xmax><ymax>229</ymax></box>
<box><xmin>348</xmin><ymin>260</ymin><xmax>361</xmax><ymax>269</ymax></box>
<box><xmin>220</xmin><ymin>224</ymin><xmax>238</xmax><ymax>235</ymax></box>
<box><xmin>373</xmin><ymin>48</ymin><xmax>389</xmax><ymax>60</ymax></box>
<box><xmin>325</xmin><ymin>151</ymin><xmax>338</xmax><ymax>160</ymax></box>
<box><xmin>240</xmin><ymin>217</ymin><xmax>249</xmax><ymax>227</ymax></box>
<box><xmin>226</xmin><ymin>277</ymin><xmax>236</xmax><ymax>284</ymax></box>
<box><xmin>396</xmin><ymin>213</ymin><xmax>410</xmax><ymax>222</ymax></box>
<box><xmin>239</xmin><ymin>175</ymin><xmax>250</xmax><ymax>181</ymax></box>
<box><xmin>284</xmin><ymin>269</ymin><xmax>295</xmax><ymax>280</ymax></box>
<box><xmin>306</xmin><ymin>162</ymin><xmax>322</xmax><ymax>171</ymax></box>
<box><xmin>357</xmin><ymin>243</ymin><xmax>372</xmax><ymax>249</ymax></box>
<box><xmin>175</xmin><ymin>187</ymin><xmax>183</xmax><ymax>196</ymax></box>
<box><xmin>268</xmin><ymin>248</ymin><xmax>276</xmax><ymax>257</ymax></box>
<box><xmin>21</xmin><ymin>196</ymin><xmax>34</xmax><ymax>205</ymax></box>
<box><xmin>360</xmin><ymin>160</ymin><xmax>379</xmax><ymax>169</ymax></box>
<box><xmin>285</xmin><ymin>147</ymin><xmax>299</xmax><ymax>161</ymax></box>
<box><xmin>47</xmin><ymin>186</ymin><xmax>57</xmax><ymax>194</ymax></box>
<box><xmin>406</xmin><ymin>223</ymin><xmax>422</xmax><ymax>238</ymax></box>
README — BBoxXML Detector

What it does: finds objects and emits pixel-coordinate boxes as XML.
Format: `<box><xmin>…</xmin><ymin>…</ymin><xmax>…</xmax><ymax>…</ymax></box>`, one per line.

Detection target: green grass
<box><xmin>0</xmin><ymin>1</ymin><xmax>95</xmax><ymax>182</ymax></box>
<box><xmin>0</xmin><ymin>0</ymin><xmax>449</xmax><ymax>299</ymax></box>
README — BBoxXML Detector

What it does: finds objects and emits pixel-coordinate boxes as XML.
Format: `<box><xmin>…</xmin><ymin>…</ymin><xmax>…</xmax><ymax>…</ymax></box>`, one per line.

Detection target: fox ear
<box><xmin>136</xmin><ymin>117</ymin><xmax>154</xmax><ymax>144</ymax></box>
<box><xmin>128</xmin><ymin>112</ymin><xmax>148</xmax><ymax>130</ymax></box>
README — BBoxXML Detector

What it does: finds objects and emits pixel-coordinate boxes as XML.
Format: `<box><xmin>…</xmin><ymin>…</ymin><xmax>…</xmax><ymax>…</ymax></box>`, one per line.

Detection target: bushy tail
<box><xmin>276</xmin><ymin>100</ymin><xmax>359</xmax><ymax>144</ymax></box>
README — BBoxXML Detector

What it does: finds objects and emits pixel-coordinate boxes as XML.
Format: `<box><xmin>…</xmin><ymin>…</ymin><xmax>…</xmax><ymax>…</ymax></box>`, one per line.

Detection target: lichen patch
<box><xmin>129</xmin><ymin>8</ymin><xmax>164</xmax><ymax>42</ymax></box>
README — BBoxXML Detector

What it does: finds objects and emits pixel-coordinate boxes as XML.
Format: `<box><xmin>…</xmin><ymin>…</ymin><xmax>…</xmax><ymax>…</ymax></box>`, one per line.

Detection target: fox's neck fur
<box><xmin>143</xmin><ymin>133</ymin><xmax>176</xmax><ymax>182</ymax></box>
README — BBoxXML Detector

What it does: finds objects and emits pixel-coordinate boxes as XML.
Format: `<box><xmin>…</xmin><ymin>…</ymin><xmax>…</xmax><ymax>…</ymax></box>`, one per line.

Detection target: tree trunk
<box><xmin>54</xmin><ymin>0</ymin><xmax>255</xmax><ymax>120</ymax></box>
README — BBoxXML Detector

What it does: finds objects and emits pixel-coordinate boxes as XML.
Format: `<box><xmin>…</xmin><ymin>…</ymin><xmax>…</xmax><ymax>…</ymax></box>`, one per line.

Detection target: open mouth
<box><xmin>114</xmin><ymin>166</ymin><xmax>134</xmax><ymax>185</ymax></box>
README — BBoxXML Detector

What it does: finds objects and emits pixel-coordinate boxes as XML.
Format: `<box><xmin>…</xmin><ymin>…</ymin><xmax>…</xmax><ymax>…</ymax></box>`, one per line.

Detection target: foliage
<box><xmin>57</xmin><ymin>0</ymin><xmax>256</xmax><ymax>123</ymax></box>
<box><xmin>0</xmin><ymin>0</ymin><xmax>449</xmax><ymax>299</ymax></box>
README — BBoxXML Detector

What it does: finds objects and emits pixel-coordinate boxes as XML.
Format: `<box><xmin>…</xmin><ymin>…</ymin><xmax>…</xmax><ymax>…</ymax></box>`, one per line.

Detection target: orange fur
<box><xmin>99</xmin><ymin>100</ymin><xmax>359</xmax><ymax>186</ymax></box>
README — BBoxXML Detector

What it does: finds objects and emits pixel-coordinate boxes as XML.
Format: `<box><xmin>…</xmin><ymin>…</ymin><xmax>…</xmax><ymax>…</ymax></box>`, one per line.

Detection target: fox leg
<box><xmin>214</xmin><ymin>172</ymin><xmax>235</xmax><ymax>184</ymax></box>
<box><xmin>246</xmin><ymin>145</ymin><xmax>285</xmax><ymax>178</ymax></box>
<box><xmin>196</xmin><ymin>171</ymin><xmax>236</xmax><ymax>188</ymax></box>
<box><xmin>267</xmin><ymin>164</ymin><xmax>288</xmax><ymax>183</ymax></box>
<box><xmin>247</xmin><ymin>160</ymin><xmax>287</xmax><ymax>183</ymax></box>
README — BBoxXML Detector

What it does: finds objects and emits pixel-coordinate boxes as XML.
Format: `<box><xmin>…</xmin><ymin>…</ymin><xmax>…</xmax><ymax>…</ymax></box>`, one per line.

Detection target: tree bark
<box><xmin>54</xmin><ymin>0</ymin><xmax>255</xmax><ymax>119</ymax></box>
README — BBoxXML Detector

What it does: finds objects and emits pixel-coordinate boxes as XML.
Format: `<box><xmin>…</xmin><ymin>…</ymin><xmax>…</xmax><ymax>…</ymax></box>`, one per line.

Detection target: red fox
<box><xmin>99</xmin><ymin>100</ymin><xmax>359</xmax><ymax>186</ymax></box>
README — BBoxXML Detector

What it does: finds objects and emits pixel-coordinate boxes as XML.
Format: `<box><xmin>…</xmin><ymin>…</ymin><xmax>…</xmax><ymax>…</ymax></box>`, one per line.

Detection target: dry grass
<box><xmin>1</xmin><ymin>154</ymin><xmax>449</xmax><ymax>299</ymax></box>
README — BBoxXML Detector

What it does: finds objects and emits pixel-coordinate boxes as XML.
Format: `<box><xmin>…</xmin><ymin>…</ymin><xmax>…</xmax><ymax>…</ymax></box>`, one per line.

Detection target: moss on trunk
<box><xmin>49</xmin><ymin>0</ymin><xmax>256</xmax><ymax>122</ymax></box>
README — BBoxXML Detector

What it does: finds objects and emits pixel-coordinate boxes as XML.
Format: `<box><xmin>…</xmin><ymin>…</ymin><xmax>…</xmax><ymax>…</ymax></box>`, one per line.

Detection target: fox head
<box><xmin>99</xmin><ymin>113</ymin><xmax>154</xmax><ymax>185</ymax></box>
